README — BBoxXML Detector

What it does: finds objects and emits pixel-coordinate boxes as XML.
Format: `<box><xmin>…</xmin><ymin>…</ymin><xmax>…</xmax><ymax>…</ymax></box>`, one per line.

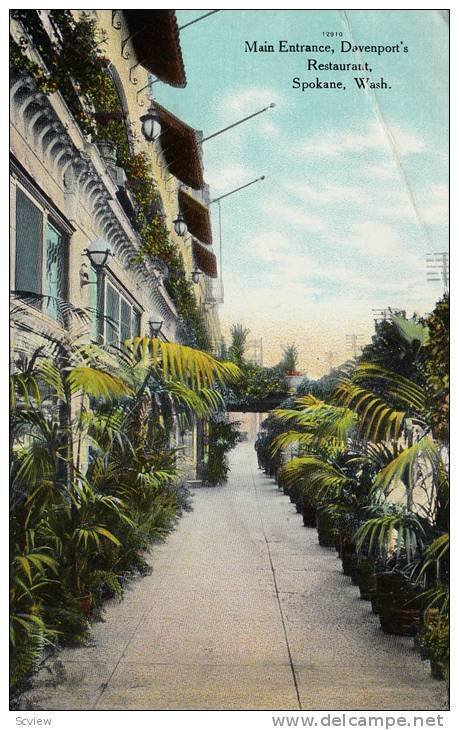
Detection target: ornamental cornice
<box><xmin>10</xmin><ymin>67</ymin><xmax>177</xmax><ymax>324</ymax></box>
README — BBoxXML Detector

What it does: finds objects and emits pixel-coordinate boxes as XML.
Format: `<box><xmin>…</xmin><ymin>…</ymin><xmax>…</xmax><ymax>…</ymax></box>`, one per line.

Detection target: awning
<box><xmin>123</xmin><ymin>10</ymin><xmax>186</xmax><ymax>88</ymax></box>
<box><xmin>192</xmin><ymin>239</ymin><xmax>218</xmax><ymax>279</ymax></box>
<box><xmin>155</xmin><ymin>102</ymin><xmax>204</xmax><ymax>190</ymax></box>
<box><xmin>179</xmin><ymin>189</ymin><xmax>212</xmax><ymax>245</ymax></box>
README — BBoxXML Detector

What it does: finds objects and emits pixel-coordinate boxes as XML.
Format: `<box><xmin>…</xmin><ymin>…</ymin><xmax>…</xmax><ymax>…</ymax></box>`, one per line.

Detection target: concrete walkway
<box><xmin>22</xmin><ymin>439</ymin><xmax>447</xmax><ymax>710</ymax></box>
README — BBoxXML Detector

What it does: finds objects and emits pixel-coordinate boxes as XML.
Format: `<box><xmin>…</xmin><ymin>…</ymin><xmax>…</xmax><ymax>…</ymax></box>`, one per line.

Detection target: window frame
<box><xmin>102</xmin><ymin>271</ymin><xmax>143</xmax><ymax>347</ymax></box>
<box><xmin>14</xmin><ymin>180</ymin><xmax>69</xmax><ymax>323</ymax></box>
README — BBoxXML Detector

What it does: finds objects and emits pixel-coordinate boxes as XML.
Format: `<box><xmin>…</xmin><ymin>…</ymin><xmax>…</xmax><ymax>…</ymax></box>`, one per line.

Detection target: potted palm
<box><xmin>417</xmin><ymin>610</ymin><xmax>449</xmax><ymax>680</ymax></box>
<box><xmin>281</xmin><ymin>344</ymin><xmax>304</xmax><ymax>392</ymax></box>
<box><xmin>302</xmin><ymin>493</ymin><xmax>317</xmax><ymax>527</ymax></box>
<box><xmin>355</xmin><ymin>506</ymin><xmax>428</xmax><ymax>635</ymax></box>
<box><xmin>316</xmin><ymin>504</ymin><xmax>342</xmax><ymax>548</ymax></box>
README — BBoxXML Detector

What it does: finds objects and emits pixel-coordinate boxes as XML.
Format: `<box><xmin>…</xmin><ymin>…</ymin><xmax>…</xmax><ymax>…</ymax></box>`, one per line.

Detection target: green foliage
<box><xmin>355</xmin><ymin>506</ymin><xmax>427</xmax><ymax>562</ymax></box>
<box><xmin>255</xmin><ymin>411</ymin><xmax>291</xmax><ymax>476</ymax></box>
<box><xmin>225</xmin><ymin>364</ymin><xmax>289</xmax><ymax>411</ymax></box>
<box><xmin>201</xmin><ymin>419</ymin><xmax>242</xmax><ymax>486</ymax></box>
<box><xmin>9</xmin><ymin>334</ymin><xmax>238</xmax><ymax>693</ymax></box>
<box><xmin>269</xmin><ymin>301</ymin><xmax>449</xmax><ymax>619</ymax></box>
<box><xmin>359</xmin><ymin>313</ymin><xmax>426</xmax><ymax>382</ymax></box>
<box><xmin>418</xmin><ymin>610</ymin><xmax>449</xmax><ymax>676</ymax></box>
<box><xmin>10</xmin><ymin>10</ymin><xmax>108</xmax><ymax>135</ymax></box>
<box><xmin>228</xmin><ymin>324</ymin><xmax>250</xmax><ymax>365</ymax></box>
<box><xmin>296</xmin><ymin>368</ymin><xmax>345</xmax><ymax>401</ymax></box>
<box><xmin>424</xmin><ymin>294</ymin><xmax>449</xmax><ymax>442</ymax></box>
<box><xmin>280</xmin><ymin>343</ymin><xmax>299</xmax><ymax>374</ymax></box>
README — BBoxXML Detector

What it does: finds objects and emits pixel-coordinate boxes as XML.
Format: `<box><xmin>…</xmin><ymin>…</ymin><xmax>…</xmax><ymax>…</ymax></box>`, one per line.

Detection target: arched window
<box><xmin>92</xmin><ymin>64</ymin><xmax>132</xmax><ymax>165</ymax></box>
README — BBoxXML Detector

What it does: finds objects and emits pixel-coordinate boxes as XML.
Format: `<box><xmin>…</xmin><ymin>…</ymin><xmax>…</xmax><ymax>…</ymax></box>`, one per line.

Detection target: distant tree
<box><xmin>228</xmin><ymin>323</ymin><xmax>250</xmax><ymax>365</ymax></box>
<box><xmin>296</xmin><ymin>365</ymin><xmax>349</xmax><ymax>401</ymax></box>
<box><xmin>280</xmin><ymin>343</ymin><xmax>299</xmax><ymax>374</ymax></box>
<box><xmin>359</xmin><ymin>313</ymin><xmax>427</xmax><ymax>382</ymax></box>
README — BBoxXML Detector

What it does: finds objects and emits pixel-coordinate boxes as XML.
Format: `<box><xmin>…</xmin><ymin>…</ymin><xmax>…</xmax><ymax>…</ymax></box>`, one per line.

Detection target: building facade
<box><xmin>10</xmin><ymin>9</ymin><xmax>222</xmax><ymax>477</ymax></box>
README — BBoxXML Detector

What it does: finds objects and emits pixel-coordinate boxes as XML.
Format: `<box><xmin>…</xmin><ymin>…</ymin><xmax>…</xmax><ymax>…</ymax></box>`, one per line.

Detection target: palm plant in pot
<box><xmin>281</xmin><ymin>343</ymin><xmax>300</xmax><ymax>377</ymax></box>
<box><xmin>271</xmin><ymin>395</ymin><xmax>358</xmax><ymax>547</ymax></box>
<box><xmin>10</xmin><ymin>294</ymin><xmax>241</xmax><ymax>693</ymax></box>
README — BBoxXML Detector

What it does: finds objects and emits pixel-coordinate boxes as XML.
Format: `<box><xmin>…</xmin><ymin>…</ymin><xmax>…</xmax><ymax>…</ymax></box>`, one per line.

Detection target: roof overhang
<box><xmin>155</xmin><ymin>102</ymin><xmax>204</xmax><ymax>190</ymax></box>
<box><xmin>123</xmin><ymin>10</ymin><xmax>186</xmax><ymax>88</ymax></box>
<box><xmin>192</xmin><ymin>239</ymin><xmax>218</xmax><ymax>278</ymax></box>
<box><xmin>179</xmin><ymin>189</ymin><xmax>212</xmax><ymax>245</ymax></box>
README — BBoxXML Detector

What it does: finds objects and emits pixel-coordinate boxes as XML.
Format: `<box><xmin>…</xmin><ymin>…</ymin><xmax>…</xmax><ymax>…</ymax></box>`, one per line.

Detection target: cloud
<box><xmin>285</xmin><ymin>180</ymin><xmax>369</xmax><ymax>206</ymax></box>
<box><xmin>217</xmin><ymin>86</ymin><xmax>282</xmax><ymax>117</ymax></box>
<box><xmin>298</xmin><ymin>120</ymin><xmax>425</xmax><ymax>159</ymax></box>
<box><xmin>258</xmin><ymin>196</ymin><xmax>326</xmax><ymax>232</ymax></box>
<box><xmin>245</xmin><ymin>231</ymin><xmax>319</xmax><ymax>286</ymax></box>
<box><xmin>362</xmin><ymin>161</ymin><xmax>398</xmax><ymax>180</ymax></box>
<box><xmin>249</xmin><ymin>231</ymin><xmax>291</xmax><ymax>262</ymax></box>
<box><xmin>204</xmin><ymin>160</ymin><xmax>255</xmax><ymax>193</ymax></box>
<box><xmin>418</xmin><ymin>184</ymin><xmax>449</xmax><ymax>226</ymax></box>
<box><xmin>257</xmin><ymin>118</ymin><xmax>281</xmax><ymax>138</ymax></box>
<box><xmin>338</xmin><ymin>220</ymin><xmax>402</xmax><ymax>256</ymax></box>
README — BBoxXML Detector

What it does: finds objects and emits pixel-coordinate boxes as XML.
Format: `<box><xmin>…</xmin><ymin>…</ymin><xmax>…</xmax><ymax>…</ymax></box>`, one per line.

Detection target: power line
<box><xmin>246</xmin><ymin>338</ymin><xmax>264</xmax><ymax>366</ymax></box>
<box><xmin>345</xmin><ymin>333</ymin><xmax>365</xmax><ymax>359</ymax></box>
<box><xmin>371</xmin><ymin>306</ymin><xmax>406</xmax><ymax>325</ymax></box>
<box><xmin>426</xmin><ymin>252</ymin><xmax>449</xmax><ymax>293</ymax></box>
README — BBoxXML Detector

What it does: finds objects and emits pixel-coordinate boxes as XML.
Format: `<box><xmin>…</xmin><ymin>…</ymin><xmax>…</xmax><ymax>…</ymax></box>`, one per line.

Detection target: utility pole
<box><xmin>246</xmin><ymin>338</ymin><xmax>263</xmax><ymax>366</ymax></box>
<box><xmin>345</xmin><ymin>333</ymin><xmax>365</xmax><ymax>359</ymax></box>
<box><xmin>371</xmin><ymin>306</ymin><xmax>406</xmax><ymax>326</ymax></box>
<box><xmin>324</xmin><ymin>350</ymin><xmax>336</xmax><ymax>371</ymax></box>
<box><xmin>426</xmin><ymin>252</ymin><xmax>449</xmax><ymax>293</ymax></box>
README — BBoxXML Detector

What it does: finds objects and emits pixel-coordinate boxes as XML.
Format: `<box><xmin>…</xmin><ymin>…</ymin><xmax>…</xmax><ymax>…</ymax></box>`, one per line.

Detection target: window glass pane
<box><xmin>105</xmin><ymin>282</ymin><xmax>119</xmax><ymax>345</ymax></box>
<box><xmin>88</xmin><ymin>265</ymin><xmax>98</xmax><ymax>341</ymax></box>
<box><xmin>120</xmin><ymin>297</ymin><xmax>131</xmax><ymax>344</ymax></box>
<box><xmin>43</xmin><ymin>222</ymin><xmax>65</xmax><ymax>322</ymax></box>
<box><xmin>131</xmin><ymin>308</ymin><xmax>141</xmax><ymax>338</ymax></box>
<box><xmin>15</xmin><ymin>188</ymin><xmax>42</xmax><ymax>304</ymax></box>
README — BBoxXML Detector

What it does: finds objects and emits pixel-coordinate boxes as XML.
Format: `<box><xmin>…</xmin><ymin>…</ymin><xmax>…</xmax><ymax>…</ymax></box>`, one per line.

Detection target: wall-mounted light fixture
<box><xmin>140</xmin><ymin>106</ymin><xmax>161</xmax><ymax>142</ymax></box>
<box><xmin>191</xmin><ymin>270</ymin><xmax>203</xmax><ymax>284</ymax></box>
<box><xmin>81</xmin><ymin>239</ymin><xmax>113</xmax><ymax>288</ymax></box>
<box><xmin>84</xmin><ymin>238</ymin><xmax>113</xmax><ymax>270</ymax></box>
<box><xmin>173</xmin><ymin>212</ymin><xmax>187</xmax><ymax>237</ymax></box>
<box><xmin>79</xmin><ymin>262</ymin><xmax>90</xmax><ymax>287</ymax></box>
<box><xmin>149</xmin><ymin>320</ymin><xmax>163</xmax><ymax>337</ymax></box>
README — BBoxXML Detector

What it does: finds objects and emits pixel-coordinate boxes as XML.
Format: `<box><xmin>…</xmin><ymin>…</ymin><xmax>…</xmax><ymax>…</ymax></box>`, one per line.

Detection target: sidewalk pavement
<box><xmin>19</xmin><ymin>439</ymin><xmax>448</xmax><ymax>710</ymax></box>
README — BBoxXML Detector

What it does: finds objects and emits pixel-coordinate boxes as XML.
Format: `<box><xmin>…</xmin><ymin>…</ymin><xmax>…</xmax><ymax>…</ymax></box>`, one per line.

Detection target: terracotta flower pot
<box><xmin>356</xmin><ymin>557</ymin><xmax>377</xmax><ymax>601</ymax></box>
<box><xmin>302</xmin><ymin>500</ymin><xmax>316</xmax><ymax>527</ymax></box>
<box><xmin>376</xmin><ymin>572</ymin><xmax>421</xmax><ymax>636</ymax></box>
<box><xmin>339</xmin><ymin>532</ymin><xmax>356</xmax><ymax>576</ymax></box>
<box><xmin>78</xmin><ymin>592</ymin><xmax>92</xmax><ymax>618</ymax></box>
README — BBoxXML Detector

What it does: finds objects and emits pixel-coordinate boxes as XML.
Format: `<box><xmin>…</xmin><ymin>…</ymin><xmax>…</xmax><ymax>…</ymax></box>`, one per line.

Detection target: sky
<box><xmin>156</xmin><ymin>10</ymin><xmax>449</xmax><ymax>376</ymax></box>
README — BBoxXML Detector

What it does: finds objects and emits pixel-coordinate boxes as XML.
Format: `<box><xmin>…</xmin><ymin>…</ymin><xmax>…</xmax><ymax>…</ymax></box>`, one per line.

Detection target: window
<box><xmin>131</xmin><ymin>309</ymin><xmax>141</xmax><ymax>338</ymax></box>
<box><xmin>15</xmin><ymin>187</ymin><xmax>66</xmax><ymax>323</ymax></box>
<box><xmin>103</xmin><ymin>277</ymin><xmax>142</xmax><ymax>347</ymax></box>
<box><xmin>44</xmin><ymin>222</ymin><xmax>65</xmax><ymax>321</ymax></box>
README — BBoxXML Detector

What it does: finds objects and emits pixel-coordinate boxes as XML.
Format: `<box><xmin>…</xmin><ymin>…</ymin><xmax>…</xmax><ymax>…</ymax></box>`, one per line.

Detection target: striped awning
<box><xmin>123</xmin><ymin>10</ymin><xmax>186</xmax><ymax>88</ymax></box>
<box><xmin>155</xmin><ymin>102</ymin><xmax>204</xmax><ymax>190</ymax></box>
<box><xmin>179</xmin><ymin>190</ymin><xmax>212</xmax><ymax>245</ymax></box>
<box><xmin>192</xmin><ymin>239</ymin><xmax>218</xmax><ymax>278</ymax></box>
